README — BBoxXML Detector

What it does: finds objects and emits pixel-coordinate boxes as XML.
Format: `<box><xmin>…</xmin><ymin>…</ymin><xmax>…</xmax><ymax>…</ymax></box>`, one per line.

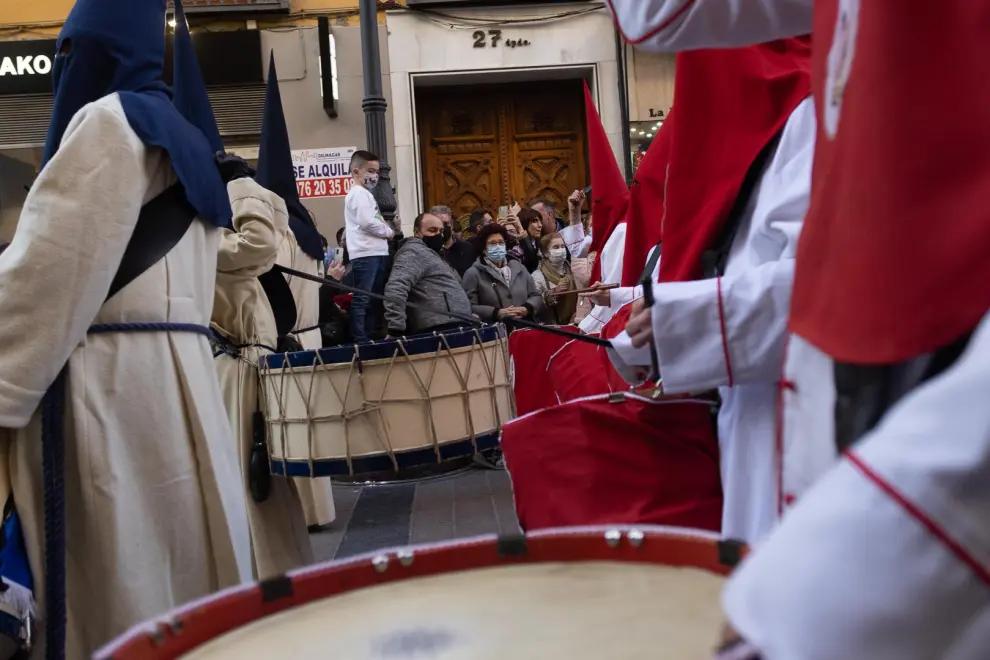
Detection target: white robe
<box><xmin>559</xmin><ymin>222</ymin><xmax>593</xmax><ymax>259</ymax></box>
<box><xmin>608</xmin><ymin>97</ymin><xmax>816</xmax><ymax>543</ymax></box>
<box><xmin>0</xmin><ymin>95</ymin><xmax>252</xmax><ymax>656</ymax></box>
<box><xmin>275</xmin><ymin>234</ymin><xmax>337</xmax><ymax>528</ymax></box>
<box><xmin>212</xmin><ymin>178</ymin><xmax>314</xmax><ymax>580</ymax></box>
<box><xmin>724</xmin><ymin>308</ymin><xmax>990</xmax><ymax>660</ymax></box>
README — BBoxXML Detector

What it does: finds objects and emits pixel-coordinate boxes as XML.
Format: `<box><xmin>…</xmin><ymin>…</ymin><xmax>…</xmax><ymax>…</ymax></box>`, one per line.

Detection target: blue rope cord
<box><xmin>40</xmin><ymin>368</ymin><xmax>66</xmax><ymax>660</ymax></box>
<box><xmin>41</xmin><ymin>322</ymin><xmax>211</xmax><ymax>660</ymax></box>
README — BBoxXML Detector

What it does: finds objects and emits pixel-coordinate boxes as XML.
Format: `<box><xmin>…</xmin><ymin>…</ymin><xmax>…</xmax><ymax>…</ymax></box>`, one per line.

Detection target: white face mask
<box><xmin>549</xmin><ymin>247</ymin><xmax>567</xmax><ymax>265</ymax></box>
<box><xmin>362</xmin><ymin>173</ymin><xmax>379</xmax><ymax>188</ymax></box>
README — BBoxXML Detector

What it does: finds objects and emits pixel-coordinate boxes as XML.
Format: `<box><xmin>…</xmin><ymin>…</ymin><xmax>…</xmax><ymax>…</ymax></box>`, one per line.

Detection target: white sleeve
<box><xmin>723</xmin><ymin>310</ymin><xmax>990</xmax><ymax>660</ymax></box>
<box><xmin>0</xmin><ymin>101</ymin><xmax>150</xmax><ymax>427</ymax></box>
<box><xmin>351</xmin><ymin>191</ymin><xmax>394</xmax><ymax>239</ymax></box>
<box><xmin>608</xmin><ymin>99</ymin><xmax>814</xmax><ymax>393</ymax></box>
<box><xmin>608</xmin><ymin>0</ymin><xmax>814</xmax><ymax>51</ymax></box>
<box><xmin>559</xmin><ymin>223</ymin><xmax>590</xmax><ymax>258</ymax></box>
<box><xmin>217</xmin><ymin>178</ymin><xmax>290</xmax><ymax>276</ymax></box>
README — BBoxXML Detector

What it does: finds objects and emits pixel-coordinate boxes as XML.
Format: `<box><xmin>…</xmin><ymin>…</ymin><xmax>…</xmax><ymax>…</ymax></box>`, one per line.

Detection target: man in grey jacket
<box><xmin>384</xmin><ymin>212</ymin><xmax>475</xmax><ymax>336</ymax></box>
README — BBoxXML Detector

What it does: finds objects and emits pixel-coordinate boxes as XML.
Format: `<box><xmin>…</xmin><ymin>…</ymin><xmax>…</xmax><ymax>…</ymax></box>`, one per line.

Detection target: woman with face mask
<box><xmin>461</xmin><ymin>223</ymin><xmax>543</xmax><ymax>327</ymax></box>
<box><xmin>531</xmin><ymin>232</ymin><xmax>579</xmax><ymax>325</ymax></box>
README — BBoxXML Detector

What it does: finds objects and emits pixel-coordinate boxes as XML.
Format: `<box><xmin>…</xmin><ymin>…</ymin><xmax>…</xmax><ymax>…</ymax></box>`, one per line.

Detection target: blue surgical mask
<box><xmin>487</xmin><ymin>245</ymin><xmax>507</xmax><ymax>263</ymax></box>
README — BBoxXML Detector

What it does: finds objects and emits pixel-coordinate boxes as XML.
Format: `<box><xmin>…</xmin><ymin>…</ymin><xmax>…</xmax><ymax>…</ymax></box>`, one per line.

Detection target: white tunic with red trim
<box><xmin>608</xmin><ymin>97</ymin><xmax>815</xmax><ymax>543</ymax></box>
<box><xmin>725</xmin><ymin>309</ymin><xmax>990</xmax><ymax>659</ymax></box>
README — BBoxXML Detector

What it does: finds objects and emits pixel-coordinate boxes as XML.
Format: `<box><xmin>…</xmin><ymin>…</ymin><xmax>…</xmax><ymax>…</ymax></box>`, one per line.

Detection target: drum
<box><xmin>96</xmin><ymin>526</ymin><xmax>745</xmax><ymax>660</ymax></box>
<box><xmin>258</xmin><ymin>325</ymin><xmax>513</xmax><ymax>477</ymax></box>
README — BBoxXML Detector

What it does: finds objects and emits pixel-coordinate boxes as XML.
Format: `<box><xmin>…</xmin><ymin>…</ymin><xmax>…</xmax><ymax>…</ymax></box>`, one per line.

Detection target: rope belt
<box><xmin>41</xmin><ymin>322</ymin><xmax>212</xmax><ymax>660</ymax></box>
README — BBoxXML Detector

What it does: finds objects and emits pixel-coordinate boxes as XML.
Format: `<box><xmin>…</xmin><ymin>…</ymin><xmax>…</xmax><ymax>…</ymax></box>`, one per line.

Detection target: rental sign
<box><xmin>0</xmin><ymin>40</ymin><xmax>57</xmax><ymax>96</ymax></box>
<box><xmin>291</xmin><ymin>147</ymin><xmax>356</xmax><ymax>200</ymax></box>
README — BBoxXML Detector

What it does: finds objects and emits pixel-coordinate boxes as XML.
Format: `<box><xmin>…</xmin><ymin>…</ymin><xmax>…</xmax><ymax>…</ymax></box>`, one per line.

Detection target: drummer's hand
<box><xmin>581</xmin><ymin>281</ymin><xmax>611</xmax><ymax>306</ymax></box>
<box><xmin>626</xmin><ymin>298</ymin><xmax>654</xmax><ymax>348</ymax></box>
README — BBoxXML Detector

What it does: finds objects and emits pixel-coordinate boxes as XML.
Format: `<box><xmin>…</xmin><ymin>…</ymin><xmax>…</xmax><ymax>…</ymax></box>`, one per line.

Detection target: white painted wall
<box><xmin>385</xmin><ymin>4</ymin><xmax>623</xmax><ymax>232</ymax></box>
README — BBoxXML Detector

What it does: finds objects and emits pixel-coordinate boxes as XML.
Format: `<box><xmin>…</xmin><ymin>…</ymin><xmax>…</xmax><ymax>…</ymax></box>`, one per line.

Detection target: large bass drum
<box><xmin>258</xmin><ymin>325</ymin><xmax>512</xmax><ymax>478</ymax></box>
<box><xmin>96</xmin><ymin>526</ymin><xmax>744</xmax><ymax>659</ymax></box>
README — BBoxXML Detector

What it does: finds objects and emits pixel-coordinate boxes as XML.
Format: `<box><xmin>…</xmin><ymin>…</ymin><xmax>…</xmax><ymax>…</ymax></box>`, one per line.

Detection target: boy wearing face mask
<box><xmin>383</xmin><ymin>212</ymin><xmax>473</xmax><ymax>337</ymax></box>
<box><xmin>532</xmin><ymin>232</ymin><xmax>580</xmax><ymax>325</ymax></box>
<box><xmin>344</xmin><ymin>150</ymin><xmax>394</xmax><ymax>342</ymax></box>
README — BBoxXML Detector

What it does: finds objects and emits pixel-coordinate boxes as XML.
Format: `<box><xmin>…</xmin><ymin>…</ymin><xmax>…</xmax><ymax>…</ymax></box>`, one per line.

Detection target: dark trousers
<box><xmin>348</xmin><ymin>255</ymin><xmax>387</xmax><ymax>343</ymax></box>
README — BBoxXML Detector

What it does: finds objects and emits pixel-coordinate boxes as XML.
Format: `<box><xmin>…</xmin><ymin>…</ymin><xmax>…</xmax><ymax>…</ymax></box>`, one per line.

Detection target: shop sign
<box><xmin>292</xmin><ymin>147</ymin><xmax>356</xmax><ymax>199</ymax></box>
<box><xmin>0</xmin><ymin>40</ymin><xmax>57</xmax><ymax>96</ymax></box>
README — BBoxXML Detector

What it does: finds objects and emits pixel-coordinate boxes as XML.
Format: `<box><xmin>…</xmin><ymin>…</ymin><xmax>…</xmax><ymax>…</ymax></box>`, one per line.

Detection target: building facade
<box><xmin>386</xmin><ymin>0</ymin><xmax>625</xmax><ymax>226</ymax></box>
<box><xmin>0</xmin><ymin>0</ymin><xmax>670</xmax><ymax>240</ymax></box>
<box><xmin>0</xmin><ymin>0</ymin><xmax>393</xmax><ymax>242</ymax></box>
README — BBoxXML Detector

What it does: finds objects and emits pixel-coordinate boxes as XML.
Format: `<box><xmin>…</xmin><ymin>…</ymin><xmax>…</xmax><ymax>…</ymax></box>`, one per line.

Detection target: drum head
<box><xmin>185</xmin><ymin>561</ymin><xmax>722</xmax><ymax>659</ymax></box>
<box><xmin>97</xmin><ymin>527</ymin><xmax>744</xmax><ymax>660</ymax></box>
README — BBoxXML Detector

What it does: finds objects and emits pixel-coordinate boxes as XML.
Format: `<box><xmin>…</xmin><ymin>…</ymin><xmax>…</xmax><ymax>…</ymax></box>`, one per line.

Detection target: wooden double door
<box><xmin>417</xmin><ymin>79</ymin><xmax>588</xmax><ymax>220</ymax></box>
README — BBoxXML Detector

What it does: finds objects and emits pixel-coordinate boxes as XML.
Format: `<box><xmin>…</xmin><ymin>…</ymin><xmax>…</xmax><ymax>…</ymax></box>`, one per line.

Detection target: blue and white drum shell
<box><xmin>258</xmin><ymin>325</ymin><xmax>512</xmax><ymax>477</ymax></box>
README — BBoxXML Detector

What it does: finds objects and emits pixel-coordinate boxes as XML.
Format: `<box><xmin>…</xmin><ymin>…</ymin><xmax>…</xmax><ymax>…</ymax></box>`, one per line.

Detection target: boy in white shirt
<box><xmin>343</xmin><ymin>150</ymin><xmax>394</xmax><ymax>342</ymax></box>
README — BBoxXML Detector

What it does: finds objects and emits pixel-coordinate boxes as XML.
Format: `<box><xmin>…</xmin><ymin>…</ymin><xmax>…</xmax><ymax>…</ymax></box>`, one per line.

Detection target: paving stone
<box><xmin>334</xmin><ymin>483</ymin><xmax>416</xmax><ymax>559</ymax></box>
<box><xmin>453</xmin><ymin>495</ymin><xmax>499</xmax><ymax>538</ymax></box>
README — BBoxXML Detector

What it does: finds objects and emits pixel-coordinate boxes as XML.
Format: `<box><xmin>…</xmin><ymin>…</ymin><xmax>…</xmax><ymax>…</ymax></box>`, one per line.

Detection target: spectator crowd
<box><xmin>320</xmin><ymin>149</ymin><xmax>598</xmax><ymax>344</ymax></box>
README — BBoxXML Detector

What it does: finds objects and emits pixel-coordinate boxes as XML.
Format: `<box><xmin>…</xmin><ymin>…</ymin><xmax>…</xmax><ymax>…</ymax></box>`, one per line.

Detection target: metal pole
<box><xmin>614</xmin><ymin>28</ymin><xmax>633</xmax><ymax>183</ymax></box>
<box><xmin>358</xmin><ymin>0</ymin><xmax>399</xmax><ymax>231</ymax></box>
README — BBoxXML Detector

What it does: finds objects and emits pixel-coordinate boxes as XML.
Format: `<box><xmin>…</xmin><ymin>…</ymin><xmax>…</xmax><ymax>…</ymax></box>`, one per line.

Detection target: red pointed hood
<box><xmin>621</xmin><ymin>113</ymin><xmax>673</xmax><ymax>287</ymax></box>
<box><xmin>659</xmin><ymin>39</ymin><xmax>812</xmax><ymax>283</ymax></box>
<box><xmin>584</xmin><ymin>81</ymin><xmax>630</xmax><ymax>284</ymax></box>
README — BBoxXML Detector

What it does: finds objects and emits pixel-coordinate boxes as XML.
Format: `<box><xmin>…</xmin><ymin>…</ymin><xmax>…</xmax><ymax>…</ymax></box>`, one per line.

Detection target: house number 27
<box><xmin>473</xmin><ymin>30</ymin><xmax>503</xmax><ymax>48</ymax></box>
<box><xmin>472</xmin><ymin>30</ymin><xmax>531</xmax><ymax>49</ymax></box>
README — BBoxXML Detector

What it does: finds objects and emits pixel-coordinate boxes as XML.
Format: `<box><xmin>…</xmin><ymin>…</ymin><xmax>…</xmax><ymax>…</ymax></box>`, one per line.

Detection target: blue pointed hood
<box><xmin>171</xmin><ymin>0</ymin><xmax>224</xmax><ymax>154</ymax></box>
<box><xmin>42</xmin><ymin>0</ymin><xmax>231</xmax><ymax>227</ymax></box>
<box><xmin>256</xmin><ymin>52</ymin><xmax>325</xmax><ymax>261</ymax></box>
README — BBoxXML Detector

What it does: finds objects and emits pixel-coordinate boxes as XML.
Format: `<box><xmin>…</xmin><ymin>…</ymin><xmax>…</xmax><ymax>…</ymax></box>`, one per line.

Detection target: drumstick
<box><xmin>272</xmin><ymin>265</ymin><xmax>614</xmax><ymax>349</ymax></box>
<box><xmin>563</xmin><ymin>283</ymin><xmax>620</xmax><ymax>296</ymax></box>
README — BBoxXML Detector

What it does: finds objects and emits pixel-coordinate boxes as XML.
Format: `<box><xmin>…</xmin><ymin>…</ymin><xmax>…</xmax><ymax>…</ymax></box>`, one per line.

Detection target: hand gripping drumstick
<box><xmin>272</xmin><ymin>264</ymin><xmax>613</xmax><ymax>349</ymax></box>
<box><xmin>639</xmin><ymin>273</ymin><xmax>661</xmax><ymax>383</ymax></box>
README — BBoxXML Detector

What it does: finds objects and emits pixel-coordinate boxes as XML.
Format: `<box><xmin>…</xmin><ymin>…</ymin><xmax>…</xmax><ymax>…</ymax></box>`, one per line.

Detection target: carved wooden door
<box><xmin>417</xmin><ymin>80</ymin><xmax>587</xmax><ymax>218</ymax></box>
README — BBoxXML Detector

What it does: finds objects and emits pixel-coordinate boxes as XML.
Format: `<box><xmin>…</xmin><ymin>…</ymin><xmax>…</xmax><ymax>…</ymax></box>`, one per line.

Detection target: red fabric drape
<box><xmin>791</xmin><ymin>2</ymin><xmax>990</xmax><ymax>363</ymax></box>
<box><xmin>502</xmin><ymin>394</ymin><xmax>722</xmax><ymax>532</ymax></box>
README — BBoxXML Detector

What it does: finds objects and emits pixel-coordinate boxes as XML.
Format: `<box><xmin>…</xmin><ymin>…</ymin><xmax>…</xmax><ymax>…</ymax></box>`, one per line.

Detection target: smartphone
<box><xmin>498</xmin><ymin>205</ymin><xmax>509</xmax><ymax>220</ymax></box>
<box><xmin>332</xmin><ymin>247</ymin><xmax>343</xmax><ymax>264</ymax></box>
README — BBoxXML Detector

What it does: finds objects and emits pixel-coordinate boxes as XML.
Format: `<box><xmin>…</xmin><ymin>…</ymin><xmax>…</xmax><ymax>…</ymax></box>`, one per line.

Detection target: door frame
<box><xmin>407</xmin><ymin>64</ymin><xmax>599</xmax><ymax>217</ymax></box>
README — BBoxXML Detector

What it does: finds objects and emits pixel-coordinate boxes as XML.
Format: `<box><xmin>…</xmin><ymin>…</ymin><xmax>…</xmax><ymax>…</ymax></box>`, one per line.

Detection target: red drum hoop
<box><xmin>96</xmin><ymin>526</ymin><xmax>744</xmax><ymax>660</ymax></box>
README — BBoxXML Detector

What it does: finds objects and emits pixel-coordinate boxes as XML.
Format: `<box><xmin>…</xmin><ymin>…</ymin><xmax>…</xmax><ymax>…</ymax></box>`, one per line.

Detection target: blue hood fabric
<box><xmin>256</xmin><ymin>52</ymin><xmax>326</xmax><ymax>261</ymax></box>
<box><xmin>171</xmin><ymin>0</ymin><xmax>224</xmax><ymax>155</ymax></box>
<box><xmin>42</xmin><ymin>0</ymin><xmax>231</xmax><ymax>228</ymax></box>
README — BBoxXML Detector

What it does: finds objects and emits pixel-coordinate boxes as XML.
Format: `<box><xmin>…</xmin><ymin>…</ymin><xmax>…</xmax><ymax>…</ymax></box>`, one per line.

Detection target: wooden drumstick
<box><xmin>561</xmin><ymin>283</ymin><xmax>621</xmax><ymax>296</ymax></box>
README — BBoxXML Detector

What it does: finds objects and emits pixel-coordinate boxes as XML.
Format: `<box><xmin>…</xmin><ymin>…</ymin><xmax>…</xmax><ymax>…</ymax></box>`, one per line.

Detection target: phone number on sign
<box><xmin>296</xmin><ymin>177</ymin><xmax>353</xmax><ymax>199</ymax></box>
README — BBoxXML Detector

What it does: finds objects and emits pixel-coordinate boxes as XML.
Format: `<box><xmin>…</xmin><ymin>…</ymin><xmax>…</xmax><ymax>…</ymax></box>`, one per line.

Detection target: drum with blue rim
<box><xmin>258</xmin><ymin>324</ymin><xmax>513</xmax><ymax>478</ymax></box>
